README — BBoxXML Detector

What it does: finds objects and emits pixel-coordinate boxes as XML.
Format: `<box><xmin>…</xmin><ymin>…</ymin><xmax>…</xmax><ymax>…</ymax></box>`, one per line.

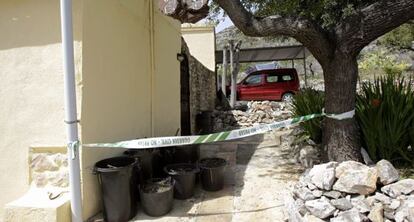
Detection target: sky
<box><xmin>215</xmin><ymin>16</ymin><xmax>234</xmax><ymax>33</ymax></box>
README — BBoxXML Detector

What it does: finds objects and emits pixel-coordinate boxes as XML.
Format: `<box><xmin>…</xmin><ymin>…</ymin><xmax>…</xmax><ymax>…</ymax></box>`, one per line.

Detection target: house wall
<box><xmin>182</xmin><ymin>25</ymin><xmax>216</xmax><ymax>72</ymax></box>
<box><xmin>0</xmin><ymin>0</ymin><xmax>83</xmax><ymax>220</ymax></box>
<box><xmin>181</xmin><ymin>25</ymin><xmax>217</xmax><ymax>134</ymax></box>
<box><xmin>81</xmin><ymin>0</ymin><xmax>181</xmax><ymax>219</ymax></box>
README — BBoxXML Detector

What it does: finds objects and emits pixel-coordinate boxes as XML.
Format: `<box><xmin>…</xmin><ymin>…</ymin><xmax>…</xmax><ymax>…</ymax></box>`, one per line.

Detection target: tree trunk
<box><xmin>322</xmin><ymin>51</ymin><xmax>362</xmax><ymax>162</ymax></box>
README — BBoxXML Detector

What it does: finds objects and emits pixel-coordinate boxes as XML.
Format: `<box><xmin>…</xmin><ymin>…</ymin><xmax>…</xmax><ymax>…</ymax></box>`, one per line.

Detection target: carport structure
<box><xmin>215</xmin><ymin>45</ymin><xmax>310</xmax><ymax>106</ymax></box>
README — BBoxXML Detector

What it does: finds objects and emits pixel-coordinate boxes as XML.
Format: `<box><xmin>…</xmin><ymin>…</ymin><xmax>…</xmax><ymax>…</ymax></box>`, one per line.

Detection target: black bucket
<box><xmin>94</xmin><ymin>156</ymin><xmax>138</xmax><ymax>222</ymax></box>
<box><xmin>139</xmin><ymin>177</ymin><xmax>174</xmax><ymax>217</ymax></box>
<box><xmin>164</xmin><ymin>163</ymin><xmax>199</xmax><ymax>199</ymax></box>
<box><xmin>199</xmin><ymin>158</ymin><xmax>227</xmax><ymax>192</ymax></box>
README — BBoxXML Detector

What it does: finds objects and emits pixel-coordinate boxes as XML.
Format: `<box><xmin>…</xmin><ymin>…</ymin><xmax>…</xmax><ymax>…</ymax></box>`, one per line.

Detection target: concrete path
<box><xmin>130</xmin><ymin>129</ymin><xmax>303</xmax><ymax>222</ymax></box>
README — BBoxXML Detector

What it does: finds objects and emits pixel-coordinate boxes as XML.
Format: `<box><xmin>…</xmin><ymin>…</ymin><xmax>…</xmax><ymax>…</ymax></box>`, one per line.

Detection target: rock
<box><xmin>376</xmin><ymin>160</ymin><xmax>399</xmax><ymax>185</ymax></box>
<box><xmin>331</xmin><ymin>198</ymin><xmax>353</xmax><ymax>211</ymax></box>
<box><xmin>305</xmin><ymin>197</ymin><xmax>336</xmax><ymax>219</ymax></box>
<box><xmin>385</xmin><ymin>199</ymin><xmax>401</xmax><ymax>211</ymax></box>
<box><xmin>324</xmin><ymin>191</ymin><xmax>342</xmax><ymax>199</ymax></box>
<box><xmin>394</xmin><ymin>197</ymin><xmax>414</xmax><ymax>222</ymax></box>
<box><xmin>351</xmin><ymin>195</ymin><xmax>371</xmax><ymax>213</ymax></box>
<box><xmin>381</xmin><ymin>179</ymin><xmax>414</xmax><ymax>198</ymax></box>
<box><xmin>295</xmin><ymin>198</ymin><xmax>309</xmax><ymax>216</ymax></box>
<box><xmin>333</xmin><ymin>161</ymin><xmax>377</xmax><ymax>195</ymax></box>
<box><xmin>31</xmin><ymin>154</ymin><xmax>59</xmax><ymax>172</ymax></box>
<box><xmin>312</xmin><ymin>190</ymin><xmax>323</xmax><ymax>198</ymax></box>
<box><xmin>373</xmin><ymin>192</ymin><xmax>392</xmax><ymax>205</ymax></box>
<box><xmin>308</xmin><ymin>162</ymin><xmax>338</xmax><ymax>190</ymax></box>
<box><xmin>368</xmin><ymin>203</ymin><xmax>384</xmax><ymax>222</ymax></box>
<box><xmin>330</xmin><ymin>209</ymin><xmax>362</xmax><ymax>222</ymax></box>
<box><xmin>361</xmin><ymin>148</ymin><xmax>374</xmax><ymax>165</ymax></box>
<box><xmin>284</xmin><ymin>194</ymin><xmax>304</xmax><ymax>222</ymax></box>
<box><xmin>335</xmin><ymin>161</ymin><xmax>367</xmax><ymax>178</ymax></box>
<box><xmin>304</xmin><ymin>213</ymin><xmax>325</xmax><ymax>222</ymax></box>
<box><xmin>384</xmin><ymin>209</ymin><xmax>395</xmax><ymax>220</ymax></box>
<box><xmin>294</xmin><ymin>186</ymin><xmax>316</xmax><ymax>201</ymax></box>
<box><xmin>299</xmin><ymin>145</ymin><xmax>319</xmax><ymax>168</ymax></box>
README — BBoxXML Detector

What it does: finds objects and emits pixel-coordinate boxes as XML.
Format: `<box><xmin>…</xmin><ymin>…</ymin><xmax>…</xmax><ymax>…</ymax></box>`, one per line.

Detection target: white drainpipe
<box><xmin>59</xmin><ymin>0</ymin><xmax>83</xmax><ymax>221</ymax></box>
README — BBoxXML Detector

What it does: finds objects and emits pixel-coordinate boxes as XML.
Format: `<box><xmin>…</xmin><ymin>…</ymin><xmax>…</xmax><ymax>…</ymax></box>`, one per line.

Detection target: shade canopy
<box><xmin>216</xmin><ymin>45</ymin><xmax>310</xmax><ymax>64</ymax></box>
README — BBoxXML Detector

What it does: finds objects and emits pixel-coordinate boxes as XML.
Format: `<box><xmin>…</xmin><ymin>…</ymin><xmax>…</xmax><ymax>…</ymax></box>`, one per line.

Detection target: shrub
<box><xmin>356</xmin><ymin>76</ymin><xmax>414</xmax><ymax>165</ymax></box>
<box><xmin>292</xmin><ymin>88</ymin><xmax>325</xmax><ymax>143</ymax></box>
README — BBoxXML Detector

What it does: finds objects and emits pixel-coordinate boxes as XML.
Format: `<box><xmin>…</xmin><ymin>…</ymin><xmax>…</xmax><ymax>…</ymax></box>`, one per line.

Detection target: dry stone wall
<box><xmin>213</xmin><ymin>101</ymin><xmax>293</xmax><ymax>132</ymax></box>
<box><xmin>29</xmin><ymin>148</ymin><xmax>68</xmax><ymax>188</ymax></box>
<box><xmin>286</xmin><ymin>160</ymin><xmax>414</xmax><ymax>222</ymax></box>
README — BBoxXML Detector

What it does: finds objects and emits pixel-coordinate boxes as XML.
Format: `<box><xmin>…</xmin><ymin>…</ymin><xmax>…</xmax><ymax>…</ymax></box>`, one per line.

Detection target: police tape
<box><xmin>83</xmin><ymin>109</ymin><xmax>355</xmax><ymax>149</ymax></box>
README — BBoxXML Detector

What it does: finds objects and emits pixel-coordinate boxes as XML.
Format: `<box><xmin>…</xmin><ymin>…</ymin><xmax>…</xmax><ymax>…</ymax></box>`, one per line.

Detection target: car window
<box><xmin>281</xmin><ymin>74</ymin><xmax>293</xmax><ymax>82</ymax></box>
<box><xmin>266</xmin><ymin>74</ymin><xmax>279</xmax><ymax>83</ymax></box>
<box><xmin>244</xmin><ymin>75</ymin><xmax>262</xmax><ymax>85</ymax></box>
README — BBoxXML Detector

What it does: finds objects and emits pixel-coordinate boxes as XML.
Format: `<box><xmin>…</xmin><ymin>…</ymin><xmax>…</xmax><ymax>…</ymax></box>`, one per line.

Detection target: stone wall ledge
<box><xmin>4</xmin><ymin>187</ymin><xmax>70</xmax><ymax>222</ymax></box>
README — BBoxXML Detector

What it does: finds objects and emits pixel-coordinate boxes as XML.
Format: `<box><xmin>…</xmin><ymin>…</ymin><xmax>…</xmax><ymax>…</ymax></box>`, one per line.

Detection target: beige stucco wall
<box><xmin>182</xmin><ymin>25</ymin><xmax>216</xmax><ymax>72</ymax></box>
<box><xmin>80</xmin><ymin>0</ymin><xmax>181</xmax><ymax>219</ymax></box>
<box><xmin>0</xmin><ymin>0</ymin><xmax>83</xmax><ymax>220</ymax></box>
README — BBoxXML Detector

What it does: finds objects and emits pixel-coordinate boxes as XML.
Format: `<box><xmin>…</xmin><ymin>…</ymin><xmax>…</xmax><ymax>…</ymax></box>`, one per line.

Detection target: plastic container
<box><xmin>164</xmin><ymin>163</ymin><xmax>199</xmax><ymax>199</ymax></box>
<box><xmin>124</xmin><ymin>149</ymin><xmax>160</xmax><ymax>180</ymax></box>
<box><xmin>94</xmin><ymin>156</ymin><xmax>138</xmax><ymax>222</ymax></box>
<box><xmin>139</xmin><ymin>177</ymin><xmax>174</xmax><ymax>217</ymax></box>
<box><xmin>199</xmin><ymin>158</ymin><xmax>227</xmax><ymax>192</ymax></box>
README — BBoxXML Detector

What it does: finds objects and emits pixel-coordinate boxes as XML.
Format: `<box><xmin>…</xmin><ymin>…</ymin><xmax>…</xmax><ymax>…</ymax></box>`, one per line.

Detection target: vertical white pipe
<box><xmin>229</xmin><ymin>41</ymin><xmax>236</xmax><ymax>108</ymax></box>
<box><xmin>222</xmin><ymin>46</ymin><xmax>228</xmax><ymax>97</ymax></box>
<box><xmin>59</xmin><ymin>0</ymin><xmax>82</xmax><ymax>221</ymax></box>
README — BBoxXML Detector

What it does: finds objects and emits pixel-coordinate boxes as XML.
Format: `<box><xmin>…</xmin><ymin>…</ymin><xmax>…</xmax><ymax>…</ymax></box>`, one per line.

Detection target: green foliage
<box><xmin>356</xmin><ymin>76</ymin><xmax>414</xmax><ymax>165</ymax></box>
<box><xmin>358</xmin><ymin>50</ymin><xmax>410</xmax><ymax>77</ymax></box>
<box><xmin>211</xmin><ymin>0</ymin><xmax>376</xmax><ymax>28</ymax></box>
<box><xmin>292</xmin><ymin>88</ymin><xmax>325</xmax><ymax>143</ymax></box>
<box><xmin>379</xmin><ymin>22</ymin><xmax>414</xmax><ymax>51</ymax></box>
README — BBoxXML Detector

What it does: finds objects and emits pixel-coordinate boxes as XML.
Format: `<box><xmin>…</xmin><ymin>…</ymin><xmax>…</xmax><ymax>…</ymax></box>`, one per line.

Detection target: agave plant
<box><xmin>356</xmin><ymin>76</ymin><xmax>414</xmax><ymax>165</ymax></box>
<box><xmin>292</xmin><ymin>88</ymin><xmax>325</xmax><ymax>143</ymax></box>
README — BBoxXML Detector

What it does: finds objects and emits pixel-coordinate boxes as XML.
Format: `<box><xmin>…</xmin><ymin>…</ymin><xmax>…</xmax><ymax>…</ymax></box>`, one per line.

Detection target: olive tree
<box><xmin>160</xmin><ymin>0</ymin><xmax>414</xmax><ymax>162</ymax></box>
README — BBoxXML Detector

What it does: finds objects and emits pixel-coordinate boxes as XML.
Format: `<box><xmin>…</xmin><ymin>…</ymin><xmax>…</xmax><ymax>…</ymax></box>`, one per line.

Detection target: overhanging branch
<box><xmin>338</xmin><ymin>0</ymin><xmax>414</xmax><ymax>53</ymax></box>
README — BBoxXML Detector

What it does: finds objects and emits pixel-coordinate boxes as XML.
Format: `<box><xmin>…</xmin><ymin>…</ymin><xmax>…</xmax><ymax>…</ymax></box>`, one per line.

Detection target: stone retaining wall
<box><xmin>286</xmin><ymin>160</ymin><xmax>414</xmax><ymax>222</ymax></box>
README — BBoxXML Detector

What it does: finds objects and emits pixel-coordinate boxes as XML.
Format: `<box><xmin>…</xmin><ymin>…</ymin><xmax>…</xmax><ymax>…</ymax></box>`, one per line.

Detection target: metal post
<box><xmin>229</xmin><ymin>40</ymin><xmax>236</xmax><ymax>108</ymax></box>
<box><xmin>222</xmin><ymin>46</ymin><xmax>228</xmax><ymax>97</ymax></box>
<box><xmin>60</xmin><ymin>0</ymin><xmax>82</xmax><ymax>221</ymax></box>
<box><xmin>291</xmin><ymin>60</ymin><xmax>294</xmax><ymax>68</ymax></box>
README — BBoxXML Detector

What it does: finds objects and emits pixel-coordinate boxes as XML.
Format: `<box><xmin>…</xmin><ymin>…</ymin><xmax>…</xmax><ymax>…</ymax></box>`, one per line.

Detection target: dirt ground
<box><xmin>129</xmin><ymin>129</ymin><xmax>303</xmax><ymax>222</ymax></box>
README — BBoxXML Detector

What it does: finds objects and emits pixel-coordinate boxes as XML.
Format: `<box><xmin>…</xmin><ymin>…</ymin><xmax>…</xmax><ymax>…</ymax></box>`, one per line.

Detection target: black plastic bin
<box><xmin>124</xmin><ymin>149</ymin><xmax>159</xmax><ymax>180</ymax></box>
<box><xmin>139</xmin><ymin>177</ymin><xmax>174</xmax><ymax>217</ymax></box>
<box><xmin>94</xmin><ymin>156</ymin><xmax>138</xmax><ymax>222</ymax></box>
<box><xmin>164</xmin><ymin>163</ymin><xmax>199</xmax><ymax>199</ymax></box>
<box><xmin>199</xmin><ymin>158</ymin><xmax>227</xmax><ymax>192</ymax></box>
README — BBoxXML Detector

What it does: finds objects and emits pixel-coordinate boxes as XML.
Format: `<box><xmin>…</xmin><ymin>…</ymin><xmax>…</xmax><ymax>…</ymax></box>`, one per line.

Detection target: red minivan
<box><xmin>229</xmin><ymin>68</ymin><xmax>300</xmax><ymax>101</ymax></box>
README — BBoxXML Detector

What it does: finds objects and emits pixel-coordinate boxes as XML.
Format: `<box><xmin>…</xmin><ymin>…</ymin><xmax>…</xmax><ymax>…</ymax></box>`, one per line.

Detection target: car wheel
<box><xmin>282</xmin><ymin>93</ymin><xmax>294</xmax><ymax>102</ymax></box>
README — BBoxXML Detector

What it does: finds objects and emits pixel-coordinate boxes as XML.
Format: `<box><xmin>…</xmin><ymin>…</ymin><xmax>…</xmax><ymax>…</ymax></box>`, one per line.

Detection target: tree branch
<box><xmin>214</xmin><ymin>0</ymin><xmax>334</xmax><ymax>65</ymax></box>
<box><xmin>338</xmin><ymin>0</ymin><xmax>414</xmax><ymax>54</ymax></box>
